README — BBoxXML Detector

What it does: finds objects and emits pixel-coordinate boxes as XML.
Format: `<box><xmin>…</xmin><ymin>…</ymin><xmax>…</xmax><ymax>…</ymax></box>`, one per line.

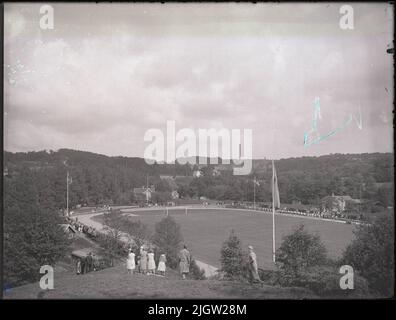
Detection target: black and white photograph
<box><xmin>2</xmin><ymin>2</ymin><xmax>394</xmax><ymax>302</ymax></box>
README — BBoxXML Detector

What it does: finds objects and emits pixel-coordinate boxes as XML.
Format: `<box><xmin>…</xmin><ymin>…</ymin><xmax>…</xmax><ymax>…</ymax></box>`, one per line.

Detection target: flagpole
<box><xmin>146</xmin><ymin>175</ymin><xmax>149</xmax><ymax>206</ymax></box>
<box><xmin>253</xmin><ymin>177</ymin><xmax>256</xmax><ymax>210</ymax></box>
<box><xmin>66</xmin><ymin>171</ymin><xmax>69</xmax><ymax>216</ymax></box>
<box><xmin>272</xmin><ymin>160</ymin><xmax>276</xmax><ymax>263</ymax></box>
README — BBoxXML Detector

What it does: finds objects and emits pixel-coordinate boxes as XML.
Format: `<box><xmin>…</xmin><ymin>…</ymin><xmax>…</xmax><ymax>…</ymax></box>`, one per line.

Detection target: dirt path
<box><xmin>77</xmin><ymin>212</ymin><xmax>105</xmax><ymax>230</ymax></box>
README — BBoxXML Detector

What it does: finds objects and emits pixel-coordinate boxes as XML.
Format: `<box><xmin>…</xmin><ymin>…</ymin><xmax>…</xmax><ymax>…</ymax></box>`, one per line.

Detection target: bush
<box><xmin>276</xmin><ymin>224</ymin><xmax>327</xmax><ymax>279</ymax></box>
<box><xmin>257</xmin><ymin>269</ymin><xmax>281</xmax><ymax>286</ymax></box>
<box><xmin>272</xmin><ymin>225</ymin><xmax>372</xmax><ymax>298</ymax></box>
<box><xmin>95</xmin><ymin>229</ymin><xmax>127</xmax><ymax>266</ymax></box>
<box><xmin>282</xmin><ymin>266</ymin><xmax>370</xmax><ymax>298</ymax></box>
<box><xmin>341</xmin><ymin>214</ymin><xmax>394</xmax><ymax>297</ymax></box>
<box><xmin>152</xmin><ymin>215</ymin><xmax>183</xmax><ymax>269</ymax></box>
<box><xmin>220</xmin><ymin>230</ymin><xmax>248</xmax><ymax>280</ymax></box>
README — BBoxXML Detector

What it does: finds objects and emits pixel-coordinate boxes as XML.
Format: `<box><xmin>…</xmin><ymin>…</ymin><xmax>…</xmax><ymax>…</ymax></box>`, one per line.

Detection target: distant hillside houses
<box><xmin>320</xmin><ymin>194</ymin><xmax>361</xmax><ymax>214</ymax></box>
<box><xmin>133</xmin><ymin>186</ymin><xmax>155</xmax><ymax>202</ymax></box>
<box><xmin>193</xmin><ymin>170</ymin><xmax>202</xmax><ymax>178</ymax></box>
<box><xmin>171</xmin><ymin>190</ymin><xmax>179</xmax><ymax>199</ymax></box>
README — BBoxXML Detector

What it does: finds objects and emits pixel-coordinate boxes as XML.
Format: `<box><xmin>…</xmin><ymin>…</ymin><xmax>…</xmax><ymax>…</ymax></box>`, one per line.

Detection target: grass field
<box><xmin>4</xmin><ymin>263</ymin><xmax>318</xmax><ymax>299</ymax></box>
<box><xmin>123</xmin><ymin>208</ymin><xmax>356</xmax><ymax>270</ymax></box>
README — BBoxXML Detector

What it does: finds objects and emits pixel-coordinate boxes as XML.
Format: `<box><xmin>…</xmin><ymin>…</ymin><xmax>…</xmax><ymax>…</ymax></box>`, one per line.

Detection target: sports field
<box><xmin>124</xmin><ymin>208</ymin><xmax>356</xmax><ymax>270</ymax></box>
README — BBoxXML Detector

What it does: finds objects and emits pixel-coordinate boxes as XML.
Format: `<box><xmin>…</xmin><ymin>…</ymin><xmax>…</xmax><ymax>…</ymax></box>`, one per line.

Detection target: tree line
<box><xmin>4</xmin><ymin>150</ymin><xmax>393</xmax><ymax>210</ymax></box>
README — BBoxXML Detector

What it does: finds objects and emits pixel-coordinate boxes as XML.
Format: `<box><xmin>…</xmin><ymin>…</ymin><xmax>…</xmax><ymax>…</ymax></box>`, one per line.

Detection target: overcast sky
<box><xmin>4</xmin><ymin>3</ymin><xmax>394</xmax><ymax>160</ymax></box>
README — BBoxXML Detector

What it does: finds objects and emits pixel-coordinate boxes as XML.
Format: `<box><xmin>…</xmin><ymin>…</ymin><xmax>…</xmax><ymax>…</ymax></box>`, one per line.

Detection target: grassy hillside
<box><xmin>4</xmin><ymin>263</ymin><xmax>318</xmax><ymax>299</ymax></box>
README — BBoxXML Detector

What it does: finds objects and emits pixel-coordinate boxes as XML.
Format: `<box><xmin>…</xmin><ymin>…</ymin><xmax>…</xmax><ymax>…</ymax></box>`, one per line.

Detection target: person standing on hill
<box><xmin>147</xmin><ymin>249</ymin><xmax>156</xmax><ymax>275</ymax></box>
<box><xmin>86</xmin><ymin>252</ymin><xmax>93</xmax><ymax>273</ymax></box>
<box><xmin>179</xmin><ymin>245</ymin><xmax>191</xmax><ymax>280</ymax></box>
<box><xmin>140</xmin><ymin>246</ymin><xmax>148</xmax><ymax>275</ymax></box>
<box><xmin>81</xmin><ymin>256</ymin><xmax>86</xmax><ymax>274</ymax></box>
<box><xmin>76</xmin><ymin>259</ymin><xmax>82</xmax><ymax>275</ymax></box>
<box><xmin>248</xmin><ymin>246</ymin><xmax>261</xmax><ymax>283</ymax></box>
<box><xmin>157</xmin><ymin>253</ymin><xmax>166</xmax><ymax>277</ymax></box>
<box><xmin>126</xmin><ymin>248</ymin><xmax>136</xmax><ymax>274</ymax></box>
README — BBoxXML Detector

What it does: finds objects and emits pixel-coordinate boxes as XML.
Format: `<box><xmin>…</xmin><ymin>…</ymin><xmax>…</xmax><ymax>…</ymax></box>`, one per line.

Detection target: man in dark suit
<box><xmin>86</xmin><ymin>252</ymin><xmax>93</xmax><ymax>273</ymax></box>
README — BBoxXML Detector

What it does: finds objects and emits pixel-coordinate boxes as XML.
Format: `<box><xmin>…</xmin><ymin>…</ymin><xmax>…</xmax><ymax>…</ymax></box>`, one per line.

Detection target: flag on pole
<box><xmin>272</xmin><ymin>162</ymin><xmax>280</xmax><ymax>208</ymax></box>
<box><xmin>253</xmin><ymin>177</ymin><xmax>260</xmax><ymax>186</ymax></box>
<box><xmin>271</xmin><ymin>160</ymin><xmax>280</xmax><ymax>263</ymax></box>
<box><xmin>67</xmin><ymin>174</ymin><xmax>73</xmax><ymax>185</ymax></box>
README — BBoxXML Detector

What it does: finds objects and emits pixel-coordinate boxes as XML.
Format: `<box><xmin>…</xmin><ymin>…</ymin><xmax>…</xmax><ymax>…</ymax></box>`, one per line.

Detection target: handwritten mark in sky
<box><xmin>304</xmin><ymin>97</ymin><xmax>362</xmax><ymax>147</ymax></box>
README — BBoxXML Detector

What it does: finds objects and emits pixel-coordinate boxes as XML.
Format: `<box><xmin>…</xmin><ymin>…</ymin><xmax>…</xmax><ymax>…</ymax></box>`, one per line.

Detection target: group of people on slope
<box><xmin>66</xmin><ymin>217</ymin><xmax>97</xmax><ymax>237</ymax></box>
<box><xmin>126</xmin><ymin>246</ymin><xmax>167</xmax><ymax>276</ymax></box>
<box><xmin>76</xmin><ymin>252</ymin><xmax>97</xmax><ymax>275</ymax></box>
<box><xmin>125</xmin><ymin>244</ymin><xmax>192</xmax><ymax>279</ymax></box>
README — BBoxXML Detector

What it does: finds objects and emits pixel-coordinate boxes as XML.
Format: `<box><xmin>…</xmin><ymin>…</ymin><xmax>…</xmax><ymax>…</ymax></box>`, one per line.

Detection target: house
<box><xmin>133</xmin><ymin>186</ymin><xmax>155</xmax><ymax>203</ymax></box>
<box><xmin>193</xmin><ymin>170</ymin><xmax>202</xmax><ymax>178</ymax></box>
<box><xmin>171</xmin><ymin>190</ymin><xmax>179</xmax><ymax>199</ymax></box>
<box><xmin>320</xmin><ymin>195</ymin><xmax>361</xmax><ymax>215</ymax></box>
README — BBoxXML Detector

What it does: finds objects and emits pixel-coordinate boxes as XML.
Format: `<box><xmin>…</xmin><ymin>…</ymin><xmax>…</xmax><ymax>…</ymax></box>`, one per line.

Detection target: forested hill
<box><xmin>274</xmin><ymin>153</ymin><xmax>393</xmax><ymax>183</ymax></box>
<box><xmin>3</xmin><ymin>149</ymin><xmax>394</xmax><ymax>208</ymax></box>
<box><xmin>4</xmin><ymin>149</ymin><xmax>192</xmax><ymax>209</ymax></box>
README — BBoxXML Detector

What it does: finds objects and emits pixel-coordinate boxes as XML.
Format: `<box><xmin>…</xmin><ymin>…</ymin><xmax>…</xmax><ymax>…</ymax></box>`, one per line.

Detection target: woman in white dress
<box><xmin>126</xmin><ymin>249</ymin><xmax>136</xmax><ymax>274</ymax></box>
<box><xmin>147</xmin><ymin>250</ymin><xmax>156</xmax><ymax>275</ymax></box>
<box><xmin>157</xmin><ymin>254</ymin><xmax>166</xmax><ymax>276</ymax></box>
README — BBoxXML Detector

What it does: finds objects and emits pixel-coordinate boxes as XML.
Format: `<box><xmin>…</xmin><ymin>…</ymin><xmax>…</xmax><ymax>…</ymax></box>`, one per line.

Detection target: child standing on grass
<box><xmin>126</xmin><ymin>248</ymin><xmax>136</xmax><ymax>274</ymax></box>
<box><xmin>157</xmin><ymin>254</ymin><xmax>166</xmax><ymax>276</ymax></box>
<box><xmin>147</xmin><ymin>249</ymin><xmax>156</xmax><ymax>275</ymax></box>
<box><xmin>140</xmin><ymin>247</ymin><xmax>148</xmax><ymax>275</ymax></box>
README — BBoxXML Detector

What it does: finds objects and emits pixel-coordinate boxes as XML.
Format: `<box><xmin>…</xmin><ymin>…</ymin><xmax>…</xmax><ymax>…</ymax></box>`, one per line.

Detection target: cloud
<box><xmin>4</xmin><ymin>3</ymin><xmax>394</xmax><ymax>159</ymax></box>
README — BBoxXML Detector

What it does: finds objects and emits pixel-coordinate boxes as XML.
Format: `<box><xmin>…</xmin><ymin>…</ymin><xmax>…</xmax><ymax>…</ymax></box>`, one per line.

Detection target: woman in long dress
<box><xmin>248</xmin><ymin>246</ymin><xmax>261</xmax><ymax>283</ymax></box>
<box><xmin>147</xmin><ymin>250</ymin><xmax>156</xmax><ymax>275</ymax></box>
<box><xmin>157</xmin><ymin>254</ymin><xmax>166</xmax><ymax>276</ymax></box>
<box><xmin>179</xmin><ymin>245</ymin><xmax>191</xmax><ymax>279</ymax></box>
<box><xmin>126</xmin><ymin>249</ymin><xmax>136</xmax><ymax>274</ymax></box>
<box><xmin>140</xmin><ymin>247</ymin><xmax>148</xmax><ymax>274</ymax></box>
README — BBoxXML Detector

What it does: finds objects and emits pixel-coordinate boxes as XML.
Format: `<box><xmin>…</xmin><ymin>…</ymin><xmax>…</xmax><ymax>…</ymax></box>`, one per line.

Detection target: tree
<box><xmin>152</xmin><ymin>216</ymin><xmax>183</xmax><ymax>269</ymax></box>
<box><xmin>341</xmin><ymin>214</ymin><xmax>394</xmax><ymax>297</ymax></box>
<box><xmin>102</xmin><ymin>210</ymin><xmax>151</xmax><ymax>249</ymax></box>
<box><xmin>220</xmin><ymin>229</ymin><xmax>247</xmax><ymax>279</ymax></box>
<box><xmin>99</xmin><ymin>227</ymin><xmax>126</xmax><ymax>266</ymax></box>
<box><xmin>4</xmin><ymin>206</ymin><xmax>71</xmax><ymax>287</ymax></box>
<box><xmin>276</xmin><ymin>224</ymin><xmax>328</xmax><ymax>279</ymax></box>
